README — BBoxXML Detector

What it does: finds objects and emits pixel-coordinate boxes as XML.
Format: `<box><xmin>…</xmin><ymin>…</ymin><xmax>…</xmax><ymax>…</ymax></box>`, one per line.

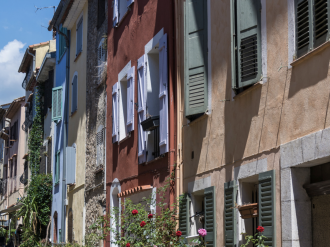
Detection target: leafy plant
<box><xmin>0</xmin><ymin>227</ymin><xmax>7</xmax><ymax>237</ymax></box>
<box><xmin>240</xmin><ymin>226</ymin><xmax>268</xmax><ymax>247</ymax></box>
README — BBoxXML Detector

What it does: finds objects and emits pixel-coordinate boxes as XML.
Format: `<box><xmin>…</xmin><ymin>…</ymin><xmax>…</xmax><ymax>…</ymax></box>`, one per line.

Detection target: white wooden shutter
<box><xmin>138</xmin><ymin>55</ymin><xmax>147</xmax><ymax>164</ymax></box>
<box><xmin>127</xmin><ymin>66</ymin><xmax>135</xmax><ymax>133</ymax></box>
<box><xmin>112</xmin><ymin>82</ymin><xmax>119</xmax><ymax>143</ymax></box>
<box><xmin>127</xmin><ymin>0</ymin><xmax>134</xmax><ymax>8</ymax></box>
<box><xmin>158</xmin><ymin>34</ymin><xmax>169</xmax><ymax>155</ymax></box>
<box><xmin>66</xmin><ymin>146</ymin><xmax>76</xmax><ymax>185</ymax></box>
<box><xmin>98</xmin><ymin>38</ymin><xmax>107</xmax><ymax>80</ymax></box>
<box><xmin>113</xmin><ymin>0</ymin><xmax>119</xmax><ymax>26</ymax></box>
<box><xmin>96</xmin><ymin>125</ymin><xmax>105</xmax><ymax>167</ymax></box>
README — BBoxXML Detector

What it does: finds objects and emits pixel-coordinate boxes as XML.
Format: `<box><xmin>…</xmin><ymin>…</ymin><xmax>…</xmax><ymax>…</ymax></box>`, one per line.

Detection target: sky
<box><xmin>0</xmin><ymin>0</ymin><xmax>60</xmax><ymax>105</ymax></box>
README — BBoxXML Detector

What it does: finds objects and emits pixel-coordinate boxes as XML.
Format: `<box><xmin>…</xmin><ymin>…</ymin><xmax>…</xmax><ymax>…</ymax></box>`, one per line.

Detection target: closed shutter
<box><xmin>296</xmin><ymin>0</ymin><xmax>312</xmax><ymax>57</ymax></box>
<box><xmin>127</xmin><ymin>0</ymin><xmax>134</xmax><ymax>8</ymax></box>
<box><xmin>55</xmin><ymin>152</ymin><xmax>60</xmax><ymax>184</ymax></box>
<box><xmin>113</xmin><ymin>0</ymin><xmax>119</xmax><ymax>26</ymax></box>
<box><xmin>258</xmin><ymin>170</ymin><xmax>275</xmax><ymax>247</ymax></box>
<box><xmin>72</xmin><ymin>75</ymin><xmax>78</xmax><ymax>113</ymax></box>
<box><xmin>158</xmin><ymin>33</ymin><xmax>169</xmax><ymax>155</ymax></box>
<box><xmin>66</xmin><ymin>146</ymin><xmax>76</xmax><ymax>185</ymax></box>
<box><xmin>184</xmin><ymin>0</ymin><xmax>208</xmax><ymax>118</ymax></box>
<box><xmin>204</xmin><ymin>186</ymin><xmax>216</xmax><ymax>247</ymax></box>
<box><xmin>76</xmin><ymin>17</ymin><xmax>83</xmax><ymax>55</ymax></box>
<box><xmin>112</xmin><ymin>83</ymin><xmax>119</xmax><ymax>143</ymax></box>
<box><xmin>179</xmin><ymin>193</ymin><xmax>190</xmax><ymax>243</ymax></box>
<box><xmin>137</xmin><ymin>55</ymin><xmax>147</xmax><ymax>164</ymax></box>
<box><xmin>314</xmin><ymin>0</ymin><xmax>329</xmax><ymax>47</ymax></box>
<box><xmin>52</xmin><ymin>87</ymin><xmax>62</xmax><ymax>122</ymax></box>
<box><xmin>235</xmin><ymin>0</ymin><xmax>262</xmax><ymax>88</ymax></box>
<box><xmin>127</xmin><ymin>66</ymin><xmax>135</xmax><ymax>133</ymax></box>
<box><xmin>224</xmin><ymin>181</ymin><xmax>237</xmax><ymax>247</ymax></box>
<box><xmin>96</xmin><ymin>125</ymin><xmax>105</xmax><ymax>167</ymax></box>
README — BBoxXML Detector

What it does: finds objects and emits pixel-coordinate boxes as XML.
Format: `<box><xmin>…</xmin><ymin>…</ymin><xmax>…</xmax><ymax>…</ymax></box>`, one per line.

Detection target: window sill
<box><xmin>233</xmin><ymin>81</ymin><xmax>263</xmax><ymax>100</ymax></box>
<box><xmin>142</xmin><ymin>154</ymin><xmax>166</xmax><ymax>166</ymax></box>
<box><xmin>70</xmin><ymin>110</ymin><xmax>78</xmax><ymax>117</ymax></box>
<box><xmin>74</xmin><ymin>51</ymin><xmax>82</xmax><ymax>62</ymax></box>
<box><xmin>54</xmin><ymin>182</ymin><xmax>59</xmax><ymax>186</ymax></box>
<box><xmin>94</xmin><ymin>167</ymin><xmax>103</xmax><ymax>174</ymax></box>
<box><xmin>118</xmin><ymin>132</ymin><xmax>132</xmax><ymax>144</ymax></box>
<box><xmin>291</xmin><ymin>41</ymin><xmax>330</xmax><ymax>67</ymax></box>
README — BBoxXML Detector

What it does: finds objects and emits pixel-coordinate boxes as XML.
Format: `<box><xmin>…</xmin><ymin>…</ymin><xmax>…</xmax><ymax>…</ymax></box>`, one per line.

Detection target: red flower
<box><xmin>257</xmin><ymin>226</ymin><xmax>265</xmax><ymax>233</ymax></box>
<box><xmin>140</xmin><ymin>221</ymin><xmax>146</xmax><ymax>227</ymax></box>
<box><xmin>148</xmin><ymin>214</ymin><xmax>153</xmax><ymax>219</ymax></box>
<box><xmin>132</xmin><ymin>209</ymin><xmax>138</xmax><ymax>215</ymax></box>
<box><xmin>126</xmin><ymin>244</ymin><xmax>130</xmax><ymax>247</ymax></box>
<box><xmin>176</xmin><ymin>231</ymin><xmax>182</xmax><ymax>237</ymax></box>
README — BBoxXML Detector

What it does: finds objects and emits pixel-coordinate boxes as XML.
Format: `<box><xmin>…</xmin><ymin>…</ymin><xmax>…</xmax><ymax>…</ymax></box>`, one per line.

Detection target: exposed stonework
<box><xmin>85</xmin><ymin>0</ymin><xmax>108</xmax><ymax>242</ymax></box>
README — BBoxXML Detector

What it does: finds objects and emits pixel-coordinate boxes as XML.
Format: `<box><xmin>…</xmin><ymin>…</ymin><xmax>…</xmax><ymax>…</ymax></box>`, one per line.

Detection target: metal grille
<box><xmin>52</xmin><ymin>90</ymin><xmax>57</xmax><ymax>119</ymax></box>
<box><xmin>152</xmin><ymin>127</ymin><xmax>160</xmax><ymax>159</ymax></box>
<box><xmin>297</xmin><ymin>0</ymin><xmax>310</xmax><ymax>52</ymax></box>
<box><xmin>188</xmin><ymin>73</ymin><xmax>205</xmax><ymax>109</ymax></box>
<box><xmin>96</xmin><ymin>127</ymin><xmax>104</xmax><ymax>167</ymax></box>
<box><xmin>314</xmin><ymin>0</ymin><xmax>328</xmax><ymax>45</ymax></box>
<box><xmin>240</xmin><ymin>34</ymin><xmax>258</xmax><ymax>82</ymax></box>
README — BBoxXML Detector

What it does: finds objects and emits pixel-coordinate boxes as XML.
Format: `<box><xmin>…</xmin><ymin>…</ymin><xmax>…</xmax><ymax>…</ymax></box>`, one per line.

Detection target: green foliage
<box><xmin>240</xmin><ymin>232</ymin><xmax>269</xmax><ymax>247</ymax></box>
<box><xmin>0</xmin><ymin>227</ymin><xmax>7</xmax><ymax>237</ymax></box>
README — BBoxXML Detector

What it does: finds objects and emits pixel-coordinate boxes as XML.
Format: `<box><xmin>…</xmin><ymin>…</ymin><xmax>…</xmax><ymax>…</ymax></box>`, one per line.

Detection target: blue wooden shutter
<box><xmin>258</xmin><ymin>170</ymin><xmax>276</xmax><ymax>247</ymax></box>
<box><xmin>138</xmin><ymin>55</ymin><xmax>147</xmax><ymax>164</ymax></box>
<box><xmin>112</xmin><ymin>83</ymin><xmax>119</xmax><ymax>143</ymax></box>
<box><xmin>76</xmin><ymin>17</ymin><xmax>83</xmax><ymax>55</ymax></box>
<box><xmin>72</xmin><ymin>75</ymin><xmax>78</xmax><ymax>113</ymax></box>
<box><xmin>224</xmin><ymin>180</ymin><xmax>236</xmax><ymax>247</ymax></box>
<box><xmin>235</xmin><ymin>0</ymin><xmax>262</xmax><ymax>88</ymax></box>
<box><xmin>179</xmin><ymin>193</ymin><xmax>190</xmax><ymax>243</ymax></box>
<box><xmin>184</xmin><ymin>0</ymin><xmax>208</xmax><ymax>118</ymax></box>
<box><xmin>204</xmin><ymin>186</ymin><xmax>216</xmax><ymax>246</ymax></box>
<box><xmin>113</xmin><ymin>0</ymin><xmax>119</xmax><ymax>26</ymax></box>
<box><xmin>158</xmin><ymin>33</ymin><xmax>169</xmax><ymax>155</ymax></box>
<box><xmin>66</xmin><ymin>146</ymin><xmax>76</xmax><ymax>185</ymax></box>
<box><xmin>127</xmin><ymin>66</ymin><xmax>135</xmax><ymax>133</ymax></box>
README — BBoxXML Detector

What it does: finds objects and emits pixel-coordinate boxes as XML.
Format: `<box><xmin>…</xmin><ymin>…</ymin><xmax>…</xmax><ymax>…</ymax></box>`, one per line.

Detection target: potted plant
<box><xmin>238</xmin><ymin>203</ymin><xmax>258</xmax><ymax>219</ymax></box>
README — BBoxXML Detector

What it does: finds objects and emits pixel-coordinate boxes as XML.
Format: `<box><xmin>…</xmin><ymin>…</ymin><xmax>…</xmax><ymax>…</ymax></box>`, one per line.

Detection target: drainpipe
<box><xmin>56</xmin><ymin>24</ymin><xmax>70</xmax><ymax>243</ymax></box>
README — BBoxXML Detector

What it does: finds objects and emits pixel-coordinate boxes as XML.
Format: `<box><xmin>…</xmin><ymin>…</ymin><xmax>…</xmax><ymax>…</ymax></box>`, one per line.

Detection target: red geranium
<box><xmin>176</xmin><ymin>230</ymin><xmax>182</xmax><ymax>237</ymax></box>
<box><xmin>148</xmin><ymin>214</ymin><xmax>153</xmax><ymax>219</ymax></box>
<box><xmin>257</xmin><ymin>226</ymin><xmax>264</xmax><ymax>233</ymax></box>
<box><xmin>140</xmin><ymin>221</ymin><xmax>146</xmax><ymax>227</ymax></box>
<box><xmin>126</xmin><ymin>244</ymin><xmax>130</xmax><ymax>247</ymax></box>
<box><xmin>132</xmin><ymin>209</ymin><xmax>138</xmax><ymax>215</ymax></box>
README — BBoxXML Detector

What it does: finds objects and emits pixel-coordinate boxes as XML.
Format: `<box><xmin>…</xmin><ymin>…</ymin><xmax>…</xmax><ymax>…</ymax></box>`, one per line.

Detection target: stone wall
<box><xmin>85</xmin><ymin>0</ymin><xmax>108</xmax><ymax>243</ymax></box>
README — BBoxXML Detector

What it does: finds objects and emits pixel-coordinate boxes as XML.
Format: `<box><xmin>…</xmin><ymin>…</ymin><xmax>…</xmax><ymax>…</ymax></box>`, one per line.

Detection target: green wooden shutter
<box><xmin>184</xmin><ymin>0</ymin><xmax>208</xmax><ymax>119</ymax></box>
<box><xmin>258</xmin><ymin>170</ymin><xmax>276</xmax><ymax>247</ymax></box>
<box><xmin>235</xmin><ymin>0</ymin><xmax>262</xmax><ymax>89</ymax></box>
<box><xmin>52</xmin><ymin>87</ymin><xmax>62</xmax><ymax>122</ymax></box>
<box><xmin>204</xmin><ymin>186</ymin><xmax>216</xmax><ymax>247</ymax></box>
<box><xmin>224</xmin><ymin>181</ymin><xmax>236</xmax><ymax>247</ymax></box>
<box><xmin>179</xmin><ymin>193</ymin><xmax>190</xmax><ymax>242</ymax></box>
<box><xmin>295</xmin><ymin>0</ymin><xmax>312</xmax><ymax>57</ymax></box>
<box><xmin>313</xmin><ymin>0</ymin><xmax>329</xmax><ymax>48</ymax></box>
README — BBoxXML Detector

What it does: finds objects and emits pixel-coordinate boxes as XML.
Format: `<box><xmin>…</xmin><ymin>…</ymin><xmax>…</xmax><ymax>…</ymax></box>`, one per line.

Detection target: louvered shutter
<box><xmin>72</xmin><ymin>75</ymin><xmax>78</xmax><ymax>113</ymax></box>
<box><xmin>314</xmin><ymin>0</ymin><xmax>329</xmax><ymax>47</ymax></box>
<box><xmin>113</xmin><ymin>0</ymin><xmax>119</xmax><ymax>26</ymax></box>
<box><xmin>184</xmin><ymin>0</ymin><xmax>208</xmax><ymax>118</ymax></box>
<box><xmin>295</xmin><ymin>0</ymin><xmax>312</xmax><ymax>57</ymax></box>
<box><xmin>76</xmin><ymin>17</ymin><xmax>83</xmax><ymax>55</ymax></box>
<box><xmin>52</xmin><ymin>87</ymin><xmax>62</xmax><ymax>122</ymax></box>
<box><xmin>179</xmin><ymin>193</ymin><xmax>190</xmax><ymax>243</ymax></box>
<box><xmin>127</xmin><ymin>66</ymin><xmax>135</xmax><ymax>133</ymax></box>
<box><xmin>224</xmin><ymin>181</ymin><xmax>236</xmax><ymax>247</ymax></box>
<box><xmin>127</xmin><ymin>0</ymin><xmax>134</xmax><ymax>8</ymax></box>
<box><xmin>96</xmin><ymin>125</ymin><xmax>105</xmax><ymax>167</ymax></box>
<box><xmin>258</xmin><ymin>170</ymin><xmax>276</xmax><ymax>247</ymax></box>
<box><xmin>112</xmin><ymin>83</ymin><xmax>119</xmax><ymax>143</ymax></box>
<box><xmin>235</xmin><ymin>0</ymin><xmax>262</xmax><ymax>88</ymax></box>
<box><xmin>204</xmin><ymin>186</ymin><xmax>216</xmax><ymax>247</ymax></box>
<box><xmin>66</xmin><ymin>146</ymin><xmax>76</xmax><ymax>185</ymax></box>
<box><xmin>55</xmin><ymin>152</ymin><xmax>60</xmax><ymax>184</ymax></box>
<box><xmin>138</xmin><ymin>55</ymin><xmax>147</xmax><ymax>164</ymax></box>
<box><xmin>158</xmin><ymin>34</ymin><xmax>169</xmax><ymax>155</ymax></box>
<box><xmin>98</xmin><ymin>39</ymin><xmax>107</xmax><ymax>81</ymax></box>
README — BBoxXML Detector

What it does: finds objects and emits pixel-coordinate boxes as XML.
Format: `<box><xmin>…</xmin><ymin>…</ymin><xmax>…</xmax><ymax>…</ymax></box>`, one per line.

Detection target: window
<box><xmin>113</xmin><ymin>0</ymin><xmax>134</xmax><ymax>26</ymax></box>
<box><xmin>52</xmin><ymin>86</ymin><xmax>63</xmax><ymax>122</ymax></box>
<box><xmin>76</xmin><ymin>15</ymin><xmax>83</xmax><ymax>56</ymax></box>
<box><xmin>96</xmin><ymin>125</ymin><xmax>105</xmax><ymax>168</ymax></box>
<box><xmin>55</xmin><ymin>151</ymin><xmax>60</xmax><ymax>184</ymax></box>
<box><xmin>231</xmin><ymin>0</ymin><xmax>262</xmax><ymax>91</ymax></box>
<box><xmin>68</xmin><ymin>209</ymin><xmax>73</xmax><ymax>243</ymax></box>
<box><xmin>98</xmin><ymin>38</ymin><xmax>107</xmax><ymax>84</ymax></box>
<box><xmin>71</xmin><ymin>73</ymin><xmax>78</xmax><ymax>114</ymax></box>
<box><xmin>97</xmin><ymin>0</ymin><xmax>106</xmax><ymax>28</ymax></box>
<box><xmin>58</xmin><ymin>26</ymin><xmax>67</xmax><ymax>59</ymax></box>
<box><xmin>295</xmin><ymin>0</ymin><xmax>329</xmax><ymax>58</ymax></box>
<box><xmin>184</xmin><ymin>0</ymin><xmax>208</xmax><ymax>119</ymax></box>
<box><xmin>66</xmin><ymin>145</ymin><xmax>76</xmax><ymax>185</ymax></box>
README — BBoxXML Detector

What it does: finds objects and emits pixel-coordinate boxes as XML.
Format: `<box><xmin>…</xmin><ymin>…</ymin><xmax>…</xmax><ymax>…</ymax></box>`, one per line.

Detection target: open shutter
<box><xmin>76</xmin><ymin>17</ymin><xmax>83</xmax><ymax>55</ymax></box>
<box><xmin>295</xmin><ymin>0</ymin><xmax>312</xmax><ymax>57</ymax></box>
<box><xmin>258</xmin><ymin>170</ymin><xmax>276</xmax><ymax>247</ymax></box>
<box><xmin>179</xmin><ymin>193</ymin><xmax>190</xmax><ymax>243</ymax></box>
<box><xmin>55</xmin><ymin>152</ymin><xmax>60</xmax><ymax>184</ymax></box>
<box><xmin>224</xmin><ymin>181</ymin><xmax>236</xmax><ymax>247</ymax></box>
<box><xmin>127</xmin><ymin>66</ymin><xmax>135</xmax><ymax>133</ymax></box>
<box><xmin>236</xmin><ymin>0</ymin><xmax>262</xmax><ymax>88</ymax></box>
<box><xmin>112</xmin><ymin>83</ymin><xmax>118</xmax><ymax>143</ymax></box>
<box><xmin>314</xmin><ymin>0</ymin><xmax>329</xmax><ymax>48</ymax></box>
<box><xmin>66</xmin><ymin>146</ymin><xmax>76</xmax><ymax>185</ymax></box>
<box><xmin>96</xmin><ymin>125</ymin><xmax>105</xmax><ymax>167</ymax></box>
<box><xmin>158</xmin><ymin>33</ymin><xmax>169</xmax><ymax>155</ymax></box>
<box><xmin>184</xmin><ymin>0</ymin><xmax>208</xmax><ymax>118</ymax></box>
<box><xmin>138</xmin><ymin>55</ymin><xmax>147</xmax><ymax>164</ymax></box>
<box><xmin>127</xmin><ymin>0</ymin><xmax>134</xmax><ymax>8</ymax></box>
<box><xmin>113</xmin><ymin>0</ymin><xmax>119</xmax><ymax>26</ymax></box>
<box><xmin>72</xmin><ymin>75</ymin><xmax>78</xmax><ymax>113</ymax></box>
<box><xmin>52</xmin><ymin>87</ymin><xmax>62</xmax><ymax>121</ymax></box>
<box><xmin>204</xmin><ymin>186</ymin><xmax>216</xmax><ymax>247</ymax></box>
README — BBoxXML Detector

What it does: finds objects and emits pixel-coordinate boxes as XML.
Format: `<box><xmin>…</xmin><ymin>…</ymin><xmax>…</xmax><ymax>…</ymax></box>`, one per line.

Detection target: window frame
<box><xmin>75</xmin><ymin>13</ymin><xmax>84</xmax><ymax>57</ymax></box>
<box><xmin>58</xmin><ymin>26</ymin><xmax>67</xmax><ymax>61</ymax></box>
<box><xmin>71</xmin><ymin>72</ymin><xmax>78</xmax><ymax>114</ymax></box>
<box><xmin>52</xmin><ymin>86</ymin><xmax>63</xmax><ymax>122</ymax></box>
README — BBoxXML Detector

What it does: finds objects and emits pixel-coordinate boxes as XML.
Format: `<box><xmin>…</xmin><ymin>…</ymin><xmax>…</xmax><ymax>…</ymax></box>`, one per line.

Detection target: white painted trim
<box><xmin>118</xmin><ymin>61</ymin><xmax>131</xmax><ymax>82</ymax></box>
<box><xmin>187</xmin><ymin>176</ymin><xmax>211</xmax><ymax>194</ymax></box>
<box><xmin>261</xmin><ymin>0</ymin><xmax>268</xmax><ymax>83</ymax></box>
<box><xmin>145</xmin><ymin>28</ymin><xmax>164</xmax><ymax>54</ymax></box>
<box><xmin>288</xmin><ymin>0</ymin><xmax>296</xmax><ymax>68</ymax></box>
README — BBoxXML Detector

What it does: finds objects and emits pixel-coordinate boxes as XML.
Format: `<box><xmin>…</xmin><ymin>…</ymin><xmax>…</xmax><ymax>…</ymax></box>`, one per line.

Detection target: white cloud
<box><xmin>0</xmin><ymin>40</ymin><xmax>26</xmax><ymax>105</ymax></box>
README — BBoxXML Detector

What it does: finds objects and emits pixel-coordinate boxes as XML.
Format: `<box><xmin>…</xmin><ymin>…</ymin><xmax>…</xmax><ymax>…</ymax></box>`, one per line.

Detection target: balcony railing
<box><xmin>20</xmin><ymin>168</ymin><xmax>28</xmax><ymax>185</ymax></box>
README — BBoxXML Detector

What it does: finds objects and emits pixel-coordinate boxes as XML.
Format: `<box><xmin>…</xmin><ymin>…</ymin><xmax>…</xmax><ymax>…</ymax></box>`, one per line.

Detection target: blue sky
<box><xmin>0</xmin><ymin>0</ymin><xmax>59</xmax><ymax>105</ymax></box>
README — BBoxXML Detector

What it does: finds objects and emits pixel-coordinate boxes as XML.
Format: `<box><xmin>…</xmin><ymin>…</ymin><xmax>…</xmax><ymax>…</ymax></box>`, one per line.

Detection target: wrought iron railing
<box><xmin>20</xmin><ymin>168</ymin><xmax>28</xmax><ymax>185</ymax></box>
<box><xmin>152</xmin><ymin>127</ymin><xmax>160</xmax><ymax>159</ymax></box>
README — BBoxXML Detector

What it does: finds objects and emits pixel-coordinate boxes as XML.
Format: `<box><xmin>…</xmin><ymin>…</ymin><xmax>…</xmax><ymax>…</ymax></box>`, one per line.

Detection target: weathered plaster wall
<box><xmin>34</xmin><ymin>44</ymin><xmax>50</xmax><ymax>69</ymax></box>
